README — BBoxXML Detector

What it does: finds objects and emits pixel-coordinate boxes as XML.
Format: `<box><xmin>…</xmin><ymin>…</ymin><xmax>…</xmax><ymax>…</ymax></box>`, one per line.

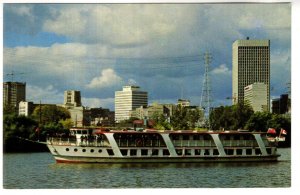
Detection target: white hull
<box><xmin>53</xmin><ymin>155</ymin><xmax>279</xmax><ymax>163</ymax></box>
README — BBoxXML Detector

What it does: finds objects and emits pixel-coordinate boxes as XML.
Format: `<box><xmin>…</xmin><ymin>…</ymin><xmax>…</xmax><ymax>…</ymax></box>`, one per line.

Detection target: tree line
<box><xmin>3</xmin><ymin>104</ymin><xmax>72</xmax><ymax>152</ymax></box>
<box><xmin>3</xmin><ymin>102</ymin><xmax>291</xmax><ymax>152</ymax></box>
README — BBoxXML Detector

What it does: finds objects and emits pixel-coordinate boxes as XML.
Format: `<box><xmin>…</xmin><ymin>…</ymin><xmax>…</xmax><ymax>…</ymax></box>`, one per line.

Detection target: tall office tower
<box><xmin>3</xmin><ymin>82</ymin><xmax>26</xmax><ymax>112</ymax></box>
<box><xmin>232</xmin><ymin>38</ymin><xmax>270</xmax><ymax>111</ymax></box>
<box><xmin>244</xmin><ymin>83</ymin><xmax>268</xmax><ymax>112</ymax></box>
<box><xmin>64</xmin><ymin>90</ymin><xmax>82</xmax><ymax>107</ymax></box>
<box><xmin>115</xmin><ymin>86</ymin><xmax>148</xmax><ymax>123</ymax></box>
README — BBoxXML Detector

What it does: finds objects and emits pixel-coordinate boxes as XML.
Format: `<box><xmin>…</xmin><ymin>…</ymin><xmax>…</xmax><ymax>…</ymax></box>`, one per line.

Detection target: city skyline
<box><xmin>3</xmin><ymin>3</ymin><xmax>291</xmax><ymax>111</ymax></box>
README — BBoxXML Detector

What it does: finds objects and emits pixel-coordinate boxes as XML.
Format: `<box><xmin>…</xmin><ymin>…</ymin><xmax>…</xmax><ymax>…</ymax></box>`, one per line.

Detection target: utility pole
<box><xmin>200</xmin><ymin>52</ymin><xmax>213</xmax><ymax>129</ymax></box>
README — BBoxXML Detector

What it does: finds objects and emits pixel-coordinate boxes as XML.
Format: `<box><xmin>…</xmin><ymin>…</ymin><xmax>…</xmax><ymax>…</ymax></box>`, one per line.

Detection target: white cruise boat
<box><xmin>46</xmin><ymin>128</ymin><xmax>281</xmax><ymax>163</ymax></box>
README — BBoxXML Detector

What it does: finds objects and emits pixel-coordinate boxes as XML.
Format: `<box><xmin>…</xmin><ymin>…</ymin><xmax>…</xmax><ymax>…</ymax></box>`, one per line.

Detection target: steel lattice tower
<box><xmin>200</xmin><ymin>52</ymin><xmax>212</xmax><ymax>129</ymax></box>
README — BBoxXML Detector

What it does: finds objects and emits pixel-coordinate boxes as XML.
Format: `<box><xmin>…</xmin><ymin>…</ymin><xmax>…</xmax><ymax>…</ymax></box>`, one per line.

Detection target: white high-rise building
<box><xmin>115</xmin><ymin>86</ymin><xmax>148</xmax><ymax>123</ymax></box>
<box><xmin>232</xmin><ymin>38</ymin><xmax>270</xmax><ymax>111</ymax></box>
<box><xmin>244</xmin><ymin>83</ymin><xmax>268</xmax><ymax>112</ymax></box>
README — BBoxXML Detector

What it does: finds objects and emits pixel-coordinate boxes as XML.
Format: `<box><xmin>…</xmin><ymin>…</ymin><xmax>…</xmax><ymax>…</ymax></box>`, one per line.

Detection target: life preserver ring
<box><xmin>136</xmin><ymin>138</ymin><xmax>143</xmax><ymax>147</ymax></box>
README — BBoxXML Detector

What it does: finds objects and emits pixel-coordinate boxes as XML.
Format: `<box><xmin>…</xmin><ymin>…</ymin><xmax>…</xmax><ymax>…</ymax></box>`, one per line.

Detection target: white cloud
<box><xmin>86</xmin><ymin>68</ymin><xmax>122</xmax><ymax>89</ymax></box>
<box><xmin>211</xmin><ymin>64</ymin><xmax>231</xmax><ymax>75</ymax></box>
<box><xmin>10</xmin><ymin>5</ymin><xmax>33</xmax><ymax>18</ymax></box>
<box><xmin>27</xmin><ymin>84</ymin><xmax>63</xmax><ymax>104</ymax></box>
<box><xmin>4</xmin><ymin>4</ymin><xmax>291</xmax><ymax>108</ymax></box>
<box><xmin>82</xmin><ymin>97</ymin><xmax>115</xmax><ymax>109</ymax></box>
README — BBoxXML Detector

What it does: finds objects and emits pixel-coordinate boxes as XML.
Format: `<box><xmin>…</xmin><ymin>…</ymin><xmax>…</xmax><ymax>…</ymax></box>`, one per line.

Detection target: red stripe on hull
<box><xmin>56</xmin><ymin>159</ymin><xmax>84</xmax><ymax>163</ymax></box>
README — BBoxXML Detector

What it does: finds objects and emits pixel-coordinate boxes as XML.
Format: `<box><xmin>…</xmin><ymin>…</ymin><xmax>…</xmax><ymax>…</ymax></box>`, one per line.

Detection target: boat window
<box><xmin>66</xmin><ymin>148</ymin><xmax>69</xmax><ymax>152</ymax></box>
<box><xmin>90</xmin><ymin>149</ymin><xmax>94</xmax><ymax>153</ymax></box>
<box><xmin>185</xmin><ymin>149</ymin><xmax>192</xmax><ymax>155</ymax></box>
<box><xmin>255</xmin><ymin>148</ymin><xmax>262</xmax><ymax>155</ymax></box>
<box><xmin>225</xmin><ymin>149</ymin><xmax>234</xmax><ymax>155</ymax></box>
<box><xmin>266</xmin><ymin>148</ymin><xmax>272</xmax><ymax>155</ymax></box>
<box><xmin>107</xmin><ymin>149</ymin><xmax>114</xmax><ymax>156</ymax></box>
<box><xmin>213</xmin><ymin>149</ymin><xmax>219</xmax><ymax>155</ymax></box>
<box><xmin>121</xmin><ymin>149</ymin><xmax>128</xmax><ymax>156</ymax></box>
<box><xmin>152</xmin><ymin>149</ymin><xmax>159</xmax><ymax>156</ymax></box>
<box><xmin>182</xmin><ymin>135</ymin><xmax>190</xmax><ymax>140</ymax></box>
<box><xmin>193</xmin><ymin>135</ymin><xmax>200</xmax><ymax>140</ymax></box>
<box><xmin>246</xmin><ymin>149</ymin><xmax>252</xmax><ymax>155</ymax></box>
<box><xmin>82</xmin><ymin>149</ymin><xmax>86</xmax><ymax>152</ymax></box>
<box><xmin>204</xmin><ymin>149</ymin><xmax>210</xmax><ymax>155</ymax></box>
<box><xmin>98</xmin><ymin>149</ymin><xmax>102</xmax><ymax>153</ymax></box>
<box><xmin>203</xmin><ymin>134</ymin><xmax>212</xmax><ymax>140</ymax></box>
<box><xmin>130</xmin><ymin>149</ymin><xmax>137</xmax><ymax>156</ymax></box>
<box><xmin>82</xmin><ymin>130</ymin><xmax>87</xmax><ymax>134</ymax></box>
<box><xmin>195</xmin><ymin>149</ymin><xmax>201</xmax><ymax>155</ymax></box>
<box><xmin>76</xmin><ymin>130</ymin><xmax>81</xmax><ymax>134</ymax></box>
<box><xmin>243</xmin><ymin>134</ymin><xmax>255</xmax><ymax>140</ymax></box>
<box><xmin>237</xmin><ymin>149</ymin><xmax>243</xmax><ymax>155</ymax></box>
<box><xmin>74</xmin><ymin>148</ymin><xmax>78</xmax><ymax>152</ymax></box>
<box><xmin>221</xmin><ymin>135</ymin><xmax>230</xmax><ymax>140</ymax></box>
<box><xmin>141</xmin><ymin>149</ymin><xmax>148</xmax><ymax>156</ymax></box>
<box><xmin>163</xmin><ymin>149</ymin><xmax>170</xmax><ymax>156</ymax></box>
<box><xmin>175</xmin><ymin>149</ymin><xmax>182</xmax><ymax>155</ymax></box>
<box><xmin>169</xmin><ymin>134</ymin><xmax>179</xmax><ymax>140</ymax></box>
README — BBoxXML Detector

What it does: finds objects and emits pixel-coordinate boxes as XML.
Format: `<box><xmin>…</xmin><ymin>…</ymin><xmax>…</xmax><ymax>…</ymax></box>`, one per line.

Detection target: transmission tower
<box><xmin>200</xmin><ymin>52</ymin><xmax>212</xmax><ymax>129</ymax></box>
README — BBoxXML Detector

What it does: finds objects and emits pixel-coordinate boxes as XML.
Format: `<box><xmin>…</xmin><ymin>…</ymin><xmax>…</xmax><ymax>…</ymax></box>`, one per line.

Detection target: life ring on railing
<box><xmin>136</xmin><ymin>138</ymin><xmax>143</xmax><ymax>147</ymax></box>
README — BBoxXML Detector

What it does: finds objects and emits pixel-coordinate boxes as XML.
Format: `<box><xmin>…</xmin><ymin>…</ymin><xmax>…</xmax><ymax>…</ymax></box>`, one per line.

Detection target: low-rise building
<box><xmin>244</xmin><ymin>83</ymin><xmax>268</xmax><ymax>112</ymax></box>
<box><xmin>18</xmin><ymin>101</ymin><xmax>34</xmax><ymax>116</ymax></box>
<box><xmin>271</xmin><ymin>94</ymin><xmax>290</xmax><ymax>114</ymax></box>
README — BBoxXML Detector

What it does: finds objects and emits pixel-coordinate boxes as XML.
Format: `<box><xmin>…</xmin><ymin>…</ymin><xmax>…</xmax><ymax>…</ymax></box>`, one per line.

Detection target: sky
<box><xmin>3</xmin><ymin>2</ymin><xmax>291</xmax><ymax>111</ymax></box>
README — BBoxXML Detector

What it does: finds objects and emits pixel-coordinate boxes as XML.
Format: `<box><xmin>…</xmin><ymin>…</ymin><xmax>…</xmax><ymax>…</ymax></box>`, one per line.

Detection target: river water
<box><xmin>3</xmin><ymin>148</ymin><xmax>290</xmax><ymax>188</ymax></box>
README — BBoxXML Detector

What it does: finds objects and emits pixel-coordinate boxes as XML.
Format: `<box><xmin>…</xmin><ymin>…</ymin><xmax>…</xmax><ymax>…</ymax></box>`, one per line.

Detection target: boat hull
<box><xmin>47</xmin><ymin>129</ymin><xmax>282</xmax><ymax>164</ymax></box>
<box><xmin>53</xmin><ymin>155</ymin><xmax>280</xmax><ymax>163</ymax></box>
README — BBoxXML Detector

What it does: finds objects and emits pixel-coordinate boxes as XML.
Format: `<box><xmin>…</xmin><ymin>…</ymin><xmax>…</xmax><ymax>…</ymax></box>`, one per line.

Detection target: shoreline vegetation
<box><xmin>3</xmin><ymin>103</ymin><xmax>291</xmax><ymax>153</ymax></box>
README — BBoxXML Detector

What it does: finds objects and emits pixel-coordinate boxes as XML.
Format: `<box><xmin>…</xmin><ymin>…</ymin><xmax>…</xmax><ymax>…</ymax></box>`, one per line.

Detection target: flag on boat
<box><xmin>280</xmin><ymin>128</ymin><xmax>287</xmax><ymax>135</ymax></box>
<box><xmin>267</xmin><ymin>128</ymin><xmax>276</xmax><ymax>134</ymax></box>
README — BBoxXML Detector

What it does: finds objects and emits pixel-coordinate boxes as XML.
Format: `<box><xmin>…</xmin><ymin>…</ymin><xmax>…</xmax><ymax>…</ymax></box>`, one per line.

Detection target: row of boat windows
<box><xmin>69</xmin><ymin>132</ymin><xmax>260</xmax><ymax>142</ymax></box>
<box><xmin>65</xmin><ymin>148</ymin><xmax>107</xmax><ymax>154</ymax></box>
<box><xmin>64</xmin><ymin>147</ymin><xmax>273</xmax><ymax>156</ymax></box>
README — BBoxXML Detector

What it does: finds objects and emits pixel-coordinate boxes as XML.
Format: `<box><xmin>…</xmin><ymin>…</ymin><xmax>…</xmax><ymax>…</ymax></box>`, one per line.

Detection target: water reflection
<box><xmin>49</xmin><ymin>160</ymin><xmax>282</xmax><ymax>171</ymax></box>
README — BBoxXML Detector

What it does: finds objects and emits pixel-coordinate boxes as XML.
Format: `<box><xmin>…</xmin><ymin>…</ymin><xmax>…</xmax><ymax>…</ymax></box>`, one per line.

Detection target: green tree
<box><xmin>32</xmin><ymin>105</ymin><xmax>70</xmax><ymax>125</ymax></box>
<box><xmin>268</xmin><ymin>114</ymin><xmax>291</xmax><ymax>131</ymax></box>
<box><xmin>3</xmin><ymin>114</ymin><xmax>39</xmax><ymax>152</ymax></box>
<box><xmin>151</xmin><ymin>112</ymin><xmax>171</xmax><ymax>130</ymax></box>
<box><xmin>170</xmin><ymin>105</ymin><xmax>189</xmax><ymax>130</ymax></box>
<box><xmin>210</xmin><ymin>103</ymin><xmax>253</xmax><ymax>130</ymax></box>
<box><xmin>186</xmin><ymin>108</ymin><xmax>202</xmax><ymax>129</ymax></box>
<box><xmin>231</xmin><ymin>103</ymin><xmax>254</xmax><ymax>129</ymax></box>
<box><xmin>59</xmin><ymin>118</ymin><xmax>74</xmax><ymax>129</ymax></box>
<box><xmin>245</xmin><ymin>112</ymin><xmax>273</xmax><ymax>131</ymax></box>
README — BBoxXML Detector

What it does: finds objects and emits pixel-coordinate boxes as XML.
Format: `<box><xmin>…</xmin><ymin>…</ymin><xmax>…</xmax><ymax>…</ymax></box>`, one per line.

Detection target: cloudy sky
<box><xmin>3</xmin><ymin>3</ymin><xmax>291</xmax><ymax>110</ymax></box>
